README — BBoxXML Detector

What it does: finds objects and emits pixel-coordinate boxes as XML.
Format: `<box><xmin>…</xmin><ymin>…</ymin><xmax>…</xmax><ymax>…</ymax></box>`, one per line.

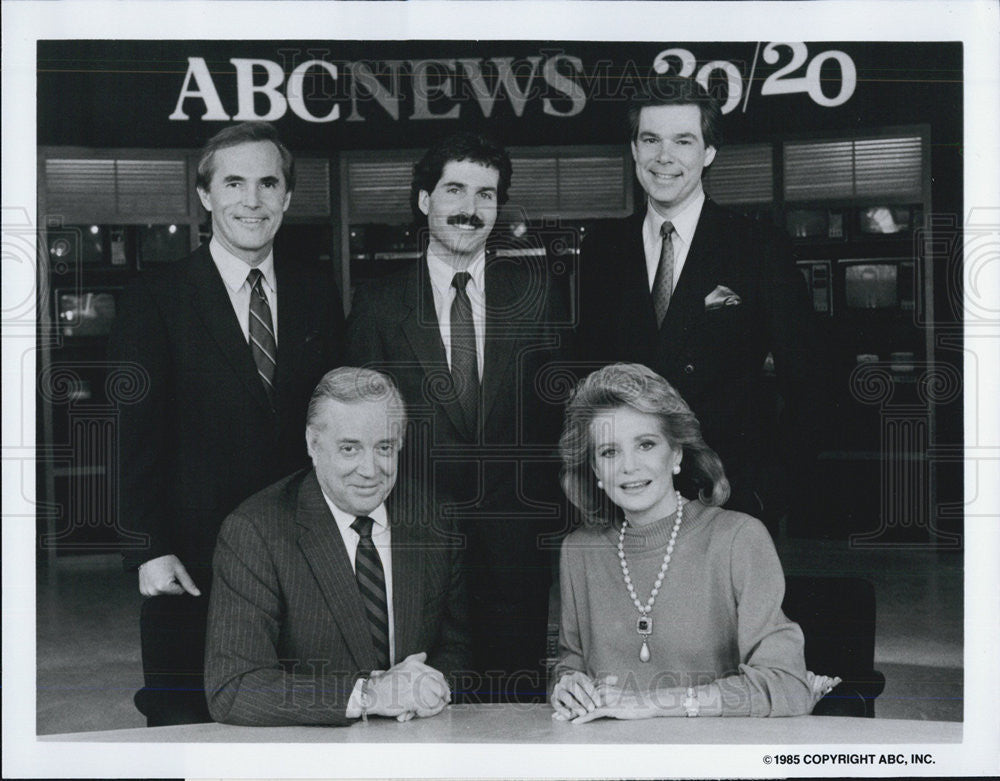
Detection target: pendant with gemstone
<box><xmin>637</xmin><ymin>615</ymin><xmax>652</xmax><ymax>662</ymax></box>
<box><xmin>618</xmin><ymin>492</ymin><xmax>684</xmax><ymax>667</ymax></box>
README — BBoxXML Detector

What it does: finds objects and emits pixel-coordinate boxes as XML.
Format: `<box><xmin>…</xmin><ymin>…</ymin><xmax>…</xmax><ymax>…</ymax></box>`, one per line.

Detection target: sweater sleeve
<box><xmin>552</xmin><ymin>537</ymin><xmax>587</xmax><ymax>684</ymax></box>
<box><xmin>715</xmin><ymin>517</ymin><xmax>813</xmax><ymax>717</ymax></box>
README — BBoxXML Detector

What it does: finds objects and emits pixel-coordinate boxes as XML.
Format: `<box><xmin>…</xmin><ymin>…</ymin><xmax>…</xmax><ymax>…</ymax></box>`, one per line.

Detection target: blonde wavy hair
<box><xmin>559</xmin><ymin>363</ymin><xmax>730</xmax><ymax>527</ymax></box>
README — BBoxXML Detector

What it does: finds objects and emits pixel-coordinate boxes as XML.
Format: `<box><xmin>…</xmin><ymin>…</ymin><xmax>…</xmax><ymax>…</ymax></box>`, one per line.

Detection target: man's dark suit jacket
<box><xmin>109</xmin><ymin>243</ymin><xmax>345</xmax><ymax>576</ymax></box>
<box><xmin>575</xmin><ymin>199</ymin><xmax>826</xmax><ymax>518</ymax></box>
<box><xmin>106</xmin><ymin>243</ymin><xmax>345</xmax><ymax>722</ymax></box>
<box><xmin>346</xmin><ymin>255</ymin><xmax>568</xmax><ymax>700</ymax></box>
<box><xmin>205</xmin><ymin>469</ymin><xmax>470</xmax><ymax>726</ymax></box>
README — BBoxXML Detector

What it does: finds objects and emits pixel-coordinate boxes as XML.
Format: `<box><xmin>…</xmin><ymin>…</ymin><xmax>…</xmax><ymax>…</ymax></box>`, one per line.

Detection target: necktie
<box><xmin>247</xmin><ymin>268</ymin><xmax>277</xmax><ymax>406</ymax></box>
<box><xmin>351</xmin><ymin>515</ymin><xmax>390</xmax><ymax>671</ymax></box>
<box><xmin>651</xmin><ymin>221</ymin><xmax>675</xmax><ymax>328</ymax></box>
<box><xmin>450</xmin><ymin>271</ymin><xmax>479</xmax><ymax>437</ymax></box>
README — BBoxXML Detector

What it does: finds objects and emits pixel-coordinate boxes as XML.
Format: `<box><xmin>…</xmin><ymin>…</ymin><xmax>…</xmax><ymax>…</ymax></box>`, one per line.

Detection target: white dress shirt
<box><xmin>319</xmin><ymin>493</ymin><xmax>396</xmax><ymax>665</ymax></box>
<box><xmin>641</xmin><ymin>190</ymin><xmax>706</xmax><ymax>293</ymax></box>
<box><xmin>209</xmin><ymin>237</ymin><xmax>279</xmax><ymax>344</ymax></box>
<box><xmin>318</xmin><ymin>493</ymin><xmax>395</xmax><ymax>718</ymax></box>
<box><xmin>426</xmin><ymin>248</ymin><xmax>486</xmax><ymax>378</ymax></box>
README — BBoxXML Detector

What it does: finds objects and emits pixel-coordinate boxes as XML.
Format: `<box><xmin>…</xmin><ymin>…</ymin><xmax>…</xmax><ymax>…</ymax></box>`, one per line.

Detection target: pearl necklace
<box><xmin>617</xmin><ymin>490</ymin><xmax>684</xmax><ymax>663</ymax></box>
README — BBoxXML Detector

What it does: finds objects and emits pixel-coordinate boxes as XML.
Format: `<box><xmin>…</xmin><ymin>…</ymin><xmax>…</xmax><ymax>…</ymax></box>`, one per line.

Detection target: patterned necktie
<box><xmin>351</xmin><ymin>515</ymin><xmax>390</xmax><ymax>671</ymax></box>
<box><xmin>247</xmin><ymin>268</ymin><xmax>276</xmax><ymax>406</ymax></box>
<box><xmin>450</xmin><ymin>271</ymin><xmax>479</xmax><ymax>437</ymax></box>
<box><xmin>651</xmin><ymin>221</ymin><xmax>675</xmax><ymax>328</ymax></box>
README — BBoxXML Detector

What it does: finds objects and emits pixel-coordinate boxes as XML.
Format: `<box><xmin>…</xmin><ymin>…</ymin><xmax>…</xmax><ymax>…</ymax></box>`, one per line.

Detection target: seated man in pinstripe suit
<box><xmin>205</xmin><ymin>367</ymin><xmax>470</xmax><ymax>726</ymax></box>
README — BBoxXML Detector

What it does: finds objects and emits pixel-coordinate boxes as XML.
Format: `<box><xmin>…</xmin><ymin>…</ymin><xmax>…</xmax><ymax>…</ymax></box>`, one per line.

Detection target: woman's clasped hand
<box><xmin>806</xmin><ymin>671</ymin><xmax>842</xmax><ymax>711</ymax></box>
<box><xmin>552</xmin><ymin>673</ymin><xmax>657</xmax><ymax>723</ymax></box>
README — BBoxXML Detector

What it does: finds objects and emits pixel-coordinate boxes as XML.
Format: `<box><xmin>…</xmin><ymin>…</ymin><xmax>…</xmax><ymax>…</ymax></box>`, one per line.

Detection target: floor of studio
<box><xmin>35</xmin><ymin>535</ymin><xmax>963</xmax><ymax>735</ymax></box>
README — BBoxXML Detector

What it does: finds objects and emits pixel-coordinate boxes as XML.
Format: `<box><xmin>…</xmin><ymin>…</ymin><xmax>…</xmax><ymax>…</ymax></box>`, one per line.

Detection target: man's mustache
<box><xmin>446</xmin><ymin>213</ymin><xmax>486</xmax><ymax>229</ymax></box>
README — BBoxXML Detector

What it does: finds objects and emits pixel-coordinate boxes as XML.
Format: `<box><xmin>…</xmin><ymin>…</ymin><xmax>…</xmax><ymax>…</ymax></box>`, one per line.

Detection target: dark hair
<box><xmin>196</xmin><ymin>121</ymin><xmax>295</xmax><ymax>192</ymax></box>
<box><xmin>626</xmin><ymin>76</ymin><xmax>723</xmax><ymax>151</ymax></box>
<box><xmin>306</xmin><ymin>366</ymin><xmax>407</xmax><ymax>438</ymax></box>
<box><xmin>559</xmin><ymin>363</ymin><xmax>730</xmax><ymax>527</ymax></box>
<box><xmin>410</xmin><ymin>131</ymin><xmax>512</xmax><ymax>220</ymax></box>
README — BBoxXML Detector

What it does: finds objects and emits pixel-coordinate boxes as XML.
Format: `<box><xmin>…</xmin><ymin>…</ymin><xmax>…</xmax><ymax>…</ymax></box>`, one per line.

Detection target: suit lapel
<box><xmin>480</xmin><ymin>256</ymin><xmax>519</xmax><ymax>425</ymax></box>
<box><xmin>399</xmin><ymin>260</ymin><xmax>447</xmax><ymax>376</ymax></box>
<box><xmin>185</xmin><ymin>245</ymin><xmax>273</xmax><ymax>413</ymax></box>
<box><xmin>273</xmin><ymin>257</ymin><xmax>309</xmax><ymax>399</ymax></box>
<box><xmin>662</xmin><ymin>199</ymin><xmax>725</xmax><ymax>336</ymax></box>
<box><xmin>618</xmin><ymin>212</ymin><xmax>659</xmax><ymax>331</ymax></box>
<box><xmin>400</xmin><ymin>260</ymin><xmax>471</xmax><ymax>438</ymax></box>
<box><xmin>615</xmin><ymin>211</ymin><xmax>660</xmax><ymax>352</ymax></box>
<box><xmin>295</xmin><ymin>471</ymin><xmax>375</xmax><ymax>670</ymax></box>
<box><xmin>386</xmin><ymin>488</ymin><xmax>424</xmax><ymax>661</ymax></box>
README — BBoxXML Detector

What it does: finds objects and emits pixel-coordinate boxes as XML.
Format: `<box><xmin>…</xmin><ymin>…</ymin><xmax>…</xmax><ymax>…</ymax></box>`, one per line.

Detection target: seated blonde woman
<box><xmin>552</xmin><ymin>363</ymin><xmax>837</xmax><ymax>722</ymax></box>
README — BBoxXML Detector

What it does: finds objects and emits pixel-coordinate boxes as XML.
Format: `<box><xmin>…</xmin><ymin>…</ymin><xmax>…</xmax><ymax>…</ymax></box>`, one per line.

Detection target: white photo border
<box><xmin>4</xmin><ymin>1</ymin><xmax>998</xmax><ymax>778</ymax></box>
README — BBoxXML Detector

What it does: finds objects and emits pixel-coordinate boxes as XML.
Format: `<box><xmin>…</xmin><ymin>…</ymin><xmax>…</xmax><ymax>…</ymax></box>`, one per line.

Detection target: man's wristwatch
<box><xmin>359</xmin><ymin>676</ymin><xmax>377</xmax><ymax>724</ymax></box>
<box><xmin>683</xmin><ymin>686</ymin><xmax>700</xmax><ymax>717</ymax></box>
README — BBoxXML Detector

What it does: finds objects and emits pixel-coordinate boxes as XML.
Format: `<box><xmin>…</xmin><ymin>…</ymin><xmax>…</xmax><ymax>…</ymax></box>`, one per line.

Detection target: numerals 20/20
<box><xmin>653</xmin><ymin>43</ymin><xmax>857</xmax><ymax>114</ymax></box>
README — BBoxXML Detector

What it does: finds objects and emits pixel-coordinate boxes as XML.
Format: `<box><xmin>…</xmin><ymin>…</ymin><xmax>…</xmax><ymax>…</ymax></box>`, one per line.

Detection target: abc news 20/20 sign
<box><xmin>168</xmin><ymin>43</ymin><xmax>857</xmax><ymax>124</ymax></box>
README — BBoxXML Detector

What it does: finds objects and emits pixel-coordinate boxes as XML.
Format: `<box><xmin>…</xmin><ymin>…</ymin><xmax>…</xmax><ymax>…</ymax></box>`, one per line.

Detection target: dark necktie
<box><xmin>651</xmin><ymin>221</ymin><xmax>675</xmax><ymax>328</ymax></box>
<box><xmin>247</xmin><ymin>268</ymin><xmax>277</xmax><ymax>406</ymax></box>
<box><xmin>351</xmin><ymin>515</ymin><xmax>390</xmax><ymax>670</ymax></box>
<box><xmin>450</xmin><ymin>271</ymin><xmax>479</xmax><ymax>437</ymax></box>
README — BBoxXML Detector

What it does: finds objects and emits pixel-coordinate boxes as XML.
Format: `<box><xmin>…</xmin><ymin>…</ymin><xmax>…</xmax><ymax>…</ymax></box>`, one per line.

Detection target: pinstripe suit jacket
<box><xmin>204</xmin><ymin>468</ymin><xmax>470</xmax><ymax>726</ymax></box>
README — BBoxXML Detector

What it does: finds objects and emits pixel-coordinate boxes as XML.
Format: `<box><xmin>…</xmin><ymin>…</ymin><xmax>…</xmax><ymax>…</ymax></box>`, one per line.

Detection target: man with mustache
<box><xmin>347</xmin><ymin>132</ymin><xmax>567</xmax><ymax>703</ymax></box>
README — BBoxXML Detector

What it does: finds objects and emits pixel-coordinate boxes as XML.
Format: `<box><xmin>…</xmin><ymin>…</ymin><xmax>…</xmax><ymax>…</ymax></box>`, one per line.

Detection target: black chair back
<box><xmin>782</xmin><ymin>575</ymin><xmax>886</xmax><ymax>717</ymax></box>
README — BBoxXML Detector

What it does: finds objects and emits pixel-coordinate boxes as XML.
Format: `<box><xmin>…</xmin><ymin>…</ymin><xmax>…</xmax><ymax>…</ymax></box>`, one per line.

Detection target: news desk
<box><xmin>42</xmin><ymin>704</ymin><xmax>962</xmax><ymax>743</ymax></box>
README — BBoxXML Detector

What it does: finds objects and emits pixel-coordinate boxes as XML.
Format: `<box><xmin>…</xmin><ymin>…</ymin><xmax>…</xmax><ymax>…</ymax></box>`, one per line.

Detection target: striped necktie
<box><xmin>651</xmin><ymin>220</ymin><xmax>675</xmax><ymax>328</ymax></box>
<box><xmin>247</xmin><ymin>268</ymin><xmax>276</xmax><ymax>406</ymax></box>
<box><xmin>351</xmin><ymin>515</ymin><xmax>390</xmax><ymax>670</ymax></box>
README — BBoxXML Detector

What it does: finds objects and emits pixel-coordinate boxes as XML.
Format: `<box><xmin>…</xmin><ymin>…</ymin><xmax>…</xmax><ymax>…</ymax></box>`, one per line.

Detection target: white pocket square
<box><xmin>705</xmin><ymin>285</ymin><xmax>742</xmax><ymax>310</ymax></box>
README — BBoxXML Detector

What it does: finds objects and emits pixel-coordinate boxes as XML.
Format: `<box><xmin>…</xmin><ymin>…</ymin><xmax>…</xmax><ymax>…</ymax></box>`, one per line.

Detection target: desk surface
<box><xmin>41</xmin><ymin>705</ymin><xmax>962</xmax><ymax>744</ymax></box>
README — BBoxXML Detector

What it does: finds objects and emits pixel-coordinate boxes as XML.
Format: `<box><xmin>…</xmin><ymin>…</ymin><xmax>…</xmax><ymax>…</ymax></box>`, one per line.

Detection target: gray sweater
<box><xmin>555</xmin><ymin>500</ymin><xmax>812</xmax><ymax>716</ymax></box>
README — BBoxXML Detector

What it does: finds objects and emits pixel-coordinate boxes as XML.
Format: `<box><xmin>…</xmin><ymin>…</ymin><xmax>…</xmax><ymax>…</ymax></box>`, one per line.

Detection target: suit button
<box><xmin>683</xmin><ymin>364</ymin><xmax>695</xmax><ymax>375</ymax></box>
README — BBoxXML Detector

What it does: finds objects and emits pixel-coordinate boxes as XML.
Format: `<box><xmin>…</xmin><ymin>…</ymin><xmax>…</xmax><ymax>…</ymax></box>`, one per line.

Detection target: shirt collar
<box><xmin>319</xmin><ymin>489</ymin><xmax>390</xmax><ymax>536</ymax></box>
<box><xmin>643</xmin><ymin>190</ymin><xmax>705</xmax><ymax>249</ymax></box>
<box><xmin>210</xmin><ymin>237</ymin><xmax>276</xmax><ymax>294</ymax></box>
<box><xmin>426</xmin><ymin>244</ymin><xmax>486</xmax><ymax>295</ymax></box>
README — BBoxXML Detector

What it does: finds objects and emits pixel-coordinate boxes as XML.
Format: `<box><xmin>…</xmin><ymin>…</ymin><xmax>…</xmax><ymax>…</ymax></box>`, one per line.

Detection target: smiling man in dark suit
<box><xmin>347</xmin><ymin>132</ymin><xmax>567</xmax><ymax>703</ymax></box>
<box><xmin>575</xmin><ymin>76</ymin><xmax>826</xmax><ymax>524</ymax></box>
<box><xmin>205</xmin><ymin>367</ymin><xmax>469</xmax><ymax>726</ymax></box>
<box><xmin>107</xmin><ymin>121</ymin><xmax>345</xmax><ymax>726</ymax></box>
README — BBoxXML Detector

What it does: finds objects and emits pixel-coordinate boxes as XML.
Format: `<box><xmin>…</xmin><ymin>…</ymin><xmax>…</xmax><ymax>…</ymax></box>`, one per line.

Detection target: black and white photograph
<box><xmin>3</xmin><ymin>1</ymin><xmax>999</xmax><ymax>778</ymax></box>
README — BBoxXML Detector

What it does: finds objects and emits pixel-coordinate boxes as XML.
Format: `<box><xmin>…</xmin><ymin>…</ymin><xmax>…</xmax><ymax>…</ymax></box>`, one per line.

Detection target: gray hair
<box><xmin>306</xmin><ymin>366</ymin><xmax>407</xmax><ymax>436</ymax></box>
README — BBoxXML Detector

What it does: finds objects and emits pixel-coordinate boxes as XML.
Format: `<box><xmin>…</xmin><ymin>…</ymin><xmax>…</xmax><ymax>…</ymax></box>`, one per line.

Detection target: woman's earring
<box><xmin>597</xmin><ymin>480</ymin><xmax>604</xmax><ymax>489</ymax></box>
<box><xmin>672</xmin><ymin>464</ymin><xmax>681</xmax><ymax>475</ymax></box>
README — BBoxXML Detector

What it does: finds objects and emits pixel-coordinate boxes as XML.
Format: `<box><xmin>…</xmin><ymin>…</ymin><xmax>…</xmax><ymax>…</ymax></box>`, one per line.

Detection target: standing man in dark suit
<box><xmin>107</xmin><ymin>121</ymin><xmax>345</xmax><ymax>725</ymax></box>
<box><xmin>205</xmin><ymin>367</ymin><xmax>469</xmax><ymax>726</ymax></box>
<box><xmin>575</xmin><ymin>76</ymin><xmax>826</xmax><ymax>524</ymax></box>
<box><xmin>347</xmin><ymin>132</ymin><xmax>567</xmax><ymax>703</ymax></box>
